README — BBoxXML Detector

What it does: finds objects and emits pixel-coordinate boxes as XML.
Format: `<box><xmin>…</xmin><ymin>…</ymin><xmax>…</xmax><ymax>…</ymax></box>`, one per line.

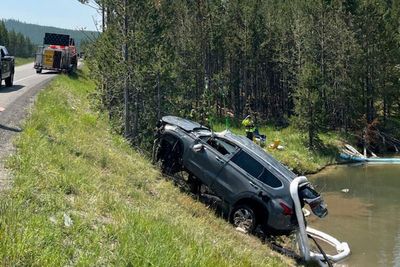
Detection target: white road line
<box><xmin>14</xmin><ymin>74</ymin><xmax>39</xmax><ymax>84</ymax></box>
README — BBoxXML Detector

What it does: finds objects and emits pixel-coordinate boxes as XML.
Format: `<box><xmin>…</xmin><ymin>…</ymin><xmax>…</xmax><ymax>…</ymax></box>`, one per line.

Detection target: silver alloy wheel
<box><xmin>233</xmin><ymin>207</ymin><xmax>255</xmax><ymax>232</ymax></box>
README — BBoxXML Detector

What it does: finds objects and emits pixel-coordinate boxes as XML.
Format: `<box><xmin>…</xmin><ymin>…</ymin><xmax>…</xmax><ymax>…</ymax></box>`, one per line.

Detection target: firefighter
<box><xmin>242</xmin><ymin>115</ymin><xmax>256</xmax><ymax>140</ymax></box>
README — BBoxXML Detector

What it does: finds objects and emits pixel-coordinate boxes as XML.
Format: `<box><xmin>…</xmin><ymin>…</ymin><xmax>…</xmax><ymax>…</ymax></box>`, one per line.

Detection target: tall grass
<box><xmin>213</xmin><ymin>122</ymin><xmax>345</xmax><ymax>174</ymax></box>
<box><xmin>0</xmin><ymin>70</ymin><xmax>290</xmax><ymax>266</ymax></box>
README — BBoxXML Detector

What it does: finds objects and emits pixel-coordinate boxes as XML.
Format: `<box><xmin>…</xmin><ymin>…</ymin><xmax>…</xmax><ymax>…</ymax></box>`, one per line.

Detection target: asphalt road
<box><xmin>0</xmin><ymin>63</ymin><xmax>57</xmax><ymax>190</ymax></box>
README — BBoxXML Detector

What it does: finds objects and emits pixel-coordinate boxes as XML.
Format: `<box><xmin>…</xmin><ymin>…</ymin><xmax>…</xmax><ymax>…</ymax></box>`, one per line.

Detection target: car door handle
<box><xmin>215</xmin><ymin>156</ymin><xmax>224</xmax><ymax>163</ymax></box>
<box><xmin>249</xmin><ymin>181</ymin><xmax>259</xmax><ymax>189</ymax></box>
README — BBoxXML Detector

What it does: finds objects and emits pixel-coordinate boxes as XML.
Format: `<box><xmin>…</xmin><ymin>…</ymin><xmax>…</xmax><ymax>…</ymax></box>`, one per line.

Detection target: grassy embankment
<box><xmin>213</xmin><ymin>123</ymin><xmax>348</xmax><ymax>174</ymax></box>
<box><xmin>15</xmin><ymin>57</ymin><xmax>34</xmax><ymax>66</ymax></box>
<box><xmin>0</xmin><ymin>70</ymin><xmax>291</xmax><ymax>266</ymax></box>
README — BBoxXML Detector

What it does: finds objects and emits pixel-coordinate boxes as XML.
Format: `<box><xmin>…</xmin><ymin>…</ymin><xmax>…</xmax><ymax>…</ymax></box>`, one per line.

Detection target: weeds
<box><xmin>213</xmin><ymin>123</ymin><xmax>345</xmax><ymax>174</ymax></box>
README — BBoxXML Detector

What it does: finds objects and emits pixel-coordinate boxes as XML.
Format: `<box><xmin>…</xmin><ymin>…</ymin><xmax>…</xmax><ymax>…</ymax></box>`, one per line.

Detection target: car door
<box><xmin>0</xmin><ymin>48</ymin><xmax>4</xmax><ymax>78</ymax></box>
<box><xmin>211</xmin><ymin>149</ymin><xmax>262</xmax><ymax>203</ymax></box>
<box><xmin>1</xmin><ymin>48</ymin><xmax>11</xmax><ymax>77</ymax></box>
<box><xmin>186</xmin><ymin>136</ymin><xmax>236</xmax><ymax>187</ymax></box>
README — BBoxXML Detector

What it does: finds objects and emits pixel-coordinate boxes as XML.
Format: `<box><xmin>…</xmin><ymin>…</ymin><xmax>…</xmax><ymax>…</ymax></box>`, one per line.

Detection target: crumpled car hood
<box><xmin>162</xmin><ymin>116</ymin><xmax>208</xmax><ymax>132</ymax></box>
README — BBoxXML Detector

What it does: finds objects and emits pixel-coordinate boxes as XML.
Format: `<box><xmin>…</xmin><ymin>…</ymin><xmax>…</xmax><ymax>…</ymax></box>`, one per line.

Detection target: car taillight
<box><xmin>279</xmin><ymin>201</ymin><xmax>293</xmax><ymax>216</ymax></box>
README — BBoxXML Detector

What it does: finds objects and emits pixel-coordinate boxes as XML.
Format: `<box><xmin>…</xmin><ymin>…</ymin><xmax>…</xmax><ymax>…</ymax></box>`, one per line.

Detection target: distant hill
<box><xmin>2</xmin><ymin>19</ymin><xmax>98</xmax><ymax>49</ymax></box>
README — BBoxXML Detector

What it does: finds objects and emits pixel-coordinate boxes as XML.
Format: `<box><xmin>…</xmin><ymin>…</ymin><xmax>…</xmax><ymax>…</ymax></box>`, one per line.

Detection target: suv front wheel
<box><xmin>5</xmin><ymin>72</ymin><xmax>14</xmax><ymax>87</ymax></box>
<box><xmin>231</xmin><ymin>205</ymin><xmax>257</xmax><ymax>233</ymax></box>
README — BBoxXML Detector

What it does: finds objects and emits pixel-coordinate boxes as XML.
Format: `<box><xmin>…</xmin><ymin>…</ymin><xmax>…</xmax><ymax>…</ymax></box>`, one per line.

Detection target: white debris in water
<box><xmin>341</xmin><ymin>188</ymin><xmax>350</xmax><ymax>193</ymax></box>
<box><xmin>302</xmin><ymin>208</ymin><xmax>311</xmax><ymax>217</ymax></box>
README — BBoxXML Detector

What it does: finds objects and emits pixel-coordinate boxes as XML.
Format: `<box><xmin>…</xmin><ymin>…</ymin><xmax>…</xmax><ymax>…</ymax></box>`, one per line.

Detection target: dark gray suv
<box><xmin>153</xmin><ymin>116</ymin><xmax>327</xmax><ymax>235</ymax></box>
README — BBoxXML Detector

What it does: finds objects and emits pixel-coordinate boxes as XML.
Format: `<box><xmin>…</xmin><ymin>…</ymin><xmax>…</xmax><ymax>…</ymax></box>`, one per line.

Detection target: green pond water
<box><xmin>309</xmin><ymin>163</ymin><xmax>400</xmax><ymax>267</ymax></box>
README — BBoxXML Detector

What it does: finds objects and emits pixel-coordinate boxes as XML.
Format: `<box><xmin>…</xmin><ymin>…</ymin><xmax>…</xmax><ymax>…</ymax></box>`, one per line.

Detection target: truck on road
<box><xmin>0</xmin><ymin>46</ymin><xmax>15</xmax><ymax>87</ymax></box>
<box><xmin>34</xmin><ymin>33</ymin><xmax>77</xmax><ymax>74</ymax></box>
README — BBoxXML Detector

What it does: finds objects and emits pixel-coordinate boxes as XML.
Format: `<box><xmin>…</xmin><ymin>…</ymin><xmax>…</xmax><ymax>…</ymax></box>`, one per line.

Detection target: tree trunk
<box><xmin>123</xmin><ymin>0</ymin><xmax>130</xmax><ymax>139</ymax></box>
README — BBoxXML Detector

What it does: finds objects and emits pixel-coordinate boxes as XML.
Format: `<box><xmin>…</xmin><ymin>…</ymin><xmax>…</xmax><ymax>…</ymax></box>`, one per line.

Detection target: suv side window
<box><xmin>258</xmin><ymin>168</ymin><xmax>282</xmax><ymax>188</ymax></box>
<box><xmin>231</xmin><ymin>150</ymin><xmax>263</xmax><ymax>178</ymax></box>
<box><xmin>207</xmin><ymin>137</ymin><xmax>237</xmax><ymax>156</ymax></box>
<box><xmin>231</xmin><ymin>150</ymin><xmax>282</xmax><ymax>188</ymax></box>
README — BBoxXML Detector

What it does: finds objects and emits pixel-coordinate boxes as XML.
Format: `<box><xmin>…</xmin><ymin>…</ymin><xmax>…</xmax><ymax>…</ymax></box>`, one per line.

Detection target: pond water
<box><xmin>309</xmin><ymin>163</ymin><xmax>400</xmax><ymax>267</ymax></box>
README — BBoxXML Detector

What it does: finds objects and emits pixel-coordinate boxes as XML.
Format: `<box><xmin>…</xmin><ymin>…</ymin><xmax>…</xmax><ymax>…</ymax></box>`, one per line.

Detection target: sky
<box><xmin>0</xmin><ymin>0</ymin><xmax>100</xmax><ymax>31</ymax></box>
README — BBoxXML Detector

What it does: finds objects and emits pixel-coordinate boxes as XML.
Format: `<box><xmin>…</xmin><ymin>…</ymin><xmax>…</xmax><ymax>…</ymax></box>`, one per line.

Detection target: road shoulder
<box><xmin>0</xmin><ymin>79</ymin><xmax>53</xmax><ymax>191</ymax></box>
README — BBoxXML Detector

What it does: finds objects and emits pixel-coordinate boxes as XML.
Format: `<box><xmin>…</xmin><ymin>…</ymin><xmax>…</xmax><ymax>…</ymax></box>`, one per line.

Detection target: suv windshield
<box><xmin>206</xmin><ymin>137</ymin><xmax>237</xmax><ymax>156</ymax></box>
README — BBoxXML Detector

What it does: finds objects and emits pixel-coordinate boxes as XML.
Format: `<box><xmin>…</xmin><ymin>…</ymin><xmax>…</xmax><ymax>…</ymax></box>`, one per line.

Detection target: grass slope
<box><xmin>213</xmin><ymin>123</ymin><xmax>345</xmax><ymax>174</ymax></box>
<box><xmin>15</xmin><ymin>57</ymin><xmax>34</xmax><ymax>66</ymax></box>
<box><xmin>0</xmin><ymin>71</ymin><xmax>290</xmax><ymax>266</ymax></box>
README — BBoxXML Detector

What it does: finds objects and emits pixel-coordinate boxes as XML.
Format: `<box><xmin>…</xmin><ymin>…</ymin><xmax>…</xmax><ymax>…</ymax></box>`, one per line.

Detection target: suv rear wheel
<box><xmin>231</xmin><ymin>205</ymin><xmax>257</xmax><ymax>233</ymax></box>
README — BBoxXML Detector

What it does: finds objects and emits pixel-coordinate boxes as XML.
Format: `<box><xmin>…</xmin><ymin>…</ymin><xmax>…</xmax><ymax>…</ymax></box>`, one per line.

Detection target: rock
<box><xmin>49</xmin><ymin>216</ymin><xmax>57</xmax><ymax>224</ymax></box>
<box><xmin>235</xmin><ymin>227</ymin><xmax>248</xmax><ymax>234</ymax></box>
<box><xmin>63</xmin><ymin>213</ymin><xmax>73</xmax><ymax>227</ymax></box>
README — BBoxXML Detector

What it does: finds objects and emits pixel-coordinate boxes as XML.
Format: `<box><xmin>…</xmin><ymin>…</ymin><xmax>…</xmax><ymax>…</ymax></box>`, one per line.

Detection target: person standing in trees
<box><xmin>242</xmin><ymin>115</ymin><xmax>256</xmax><ymax>140</ymax></box>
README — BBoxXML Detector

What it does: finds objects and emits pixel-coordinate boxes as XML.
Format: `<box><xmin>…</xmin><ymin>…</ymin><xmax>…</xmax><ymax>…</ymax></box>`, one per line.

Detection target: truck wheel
<box><xmin>231</xmin><ymin>205</ymin><xmax>257</xmax><ymax>233</ymax></box>
<box><xmin>5</xmin><ymin>73</ymin><xmax>14</xmax><ymax>87</ymax></box>
<box><xmin>159</xmin><ymin>138</ymin><xmax>183</xmax><ymax>175</ymax></box>
<box><xmin>36</xmin><ymin>68</ymin><xmax>42</xmax><ymax>74</ymax></box>
<box><xmin>187</xmin><ymin>174</ymin><xmax>201</xmax><ymax>194</ymax></box>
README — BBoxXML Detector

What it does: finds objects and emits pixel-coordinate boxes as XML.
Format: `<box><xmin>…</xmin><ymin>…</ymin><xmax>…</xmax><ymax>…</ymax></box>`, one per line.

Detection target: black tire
<box><xmin>159</xmin><ymin>138</ymin><xmax>183</xmax><ymax>175</ymax></box>
<box><xmin>187</xmin><ymin>173</ymin><xmax>201</xmax><ymax>194</ymax></box>
<box><xmin>36</xmin><ymin>68</ymin><xmax>42</xmax><ymax>74</ymax></box>
<box><xmin>230</xmin><ymin>205</ymin><xmax>257</xmax><ymax>233</ymax></box>
<box><xmin>5</xmin><ymin>72</ymin><xmax>13</xmax><ymax>87</ymax></box>
<box><xmin>152</xmin><ymin>138</ymin><xmax>160</xmax><ymax>164</ymax></box>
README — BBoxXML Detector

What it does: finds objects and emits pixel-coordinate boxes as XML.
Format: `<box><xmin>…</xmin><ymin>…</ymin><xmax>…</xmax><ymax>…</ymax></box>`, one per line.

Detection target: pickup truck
<box><xmin>0</xmin><ymin>46</ymin><xmax>15</xmax><ymax>87</ymax></box>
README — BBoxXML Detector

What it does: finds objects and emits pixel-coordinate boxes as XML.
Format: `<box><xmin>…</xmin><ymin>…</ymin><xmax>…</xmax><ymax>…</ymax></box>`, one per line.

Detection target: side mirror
<box><xmin>193</xmin><ymin>143</ymin><xmax>204</xmax><ymax>152</ymax></box>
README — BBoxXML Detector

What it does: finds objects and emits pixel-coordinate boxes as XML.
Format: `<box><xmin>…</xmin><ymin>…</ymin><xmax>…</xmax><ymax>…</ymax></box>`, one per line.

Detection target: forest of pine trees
<box><xmin>0</xmin><ymin>21</ymin><xmax>35</xmax><ymax>58</ymax></box>
<box><xmin>2</xmin><ymin>19</ymin><xmax>97</xmax><ymax>50</ymax></box>
<box><xmin>82</xmin><ymin>0</ymin><xmax>400</xmax><ymax>148</ymax></box>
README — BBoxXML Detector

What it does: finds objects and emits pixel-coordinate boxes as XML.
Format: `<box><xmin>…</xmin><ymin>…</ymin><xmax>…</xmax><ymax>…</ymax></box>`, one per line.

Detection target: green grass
<box><xmin>0</xmin><ymin>70</ymin><xmax>290</xmax><ymax>266</ymax></box>
<box><xmin>15</xmin><ymin>57</ymin><xmax>34</xmax><ymax>66</ymax></box>
<box><xmin>213</xmin><ymin>123</ymin><xmax>346</xmax><ymax>174</ymax></box>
